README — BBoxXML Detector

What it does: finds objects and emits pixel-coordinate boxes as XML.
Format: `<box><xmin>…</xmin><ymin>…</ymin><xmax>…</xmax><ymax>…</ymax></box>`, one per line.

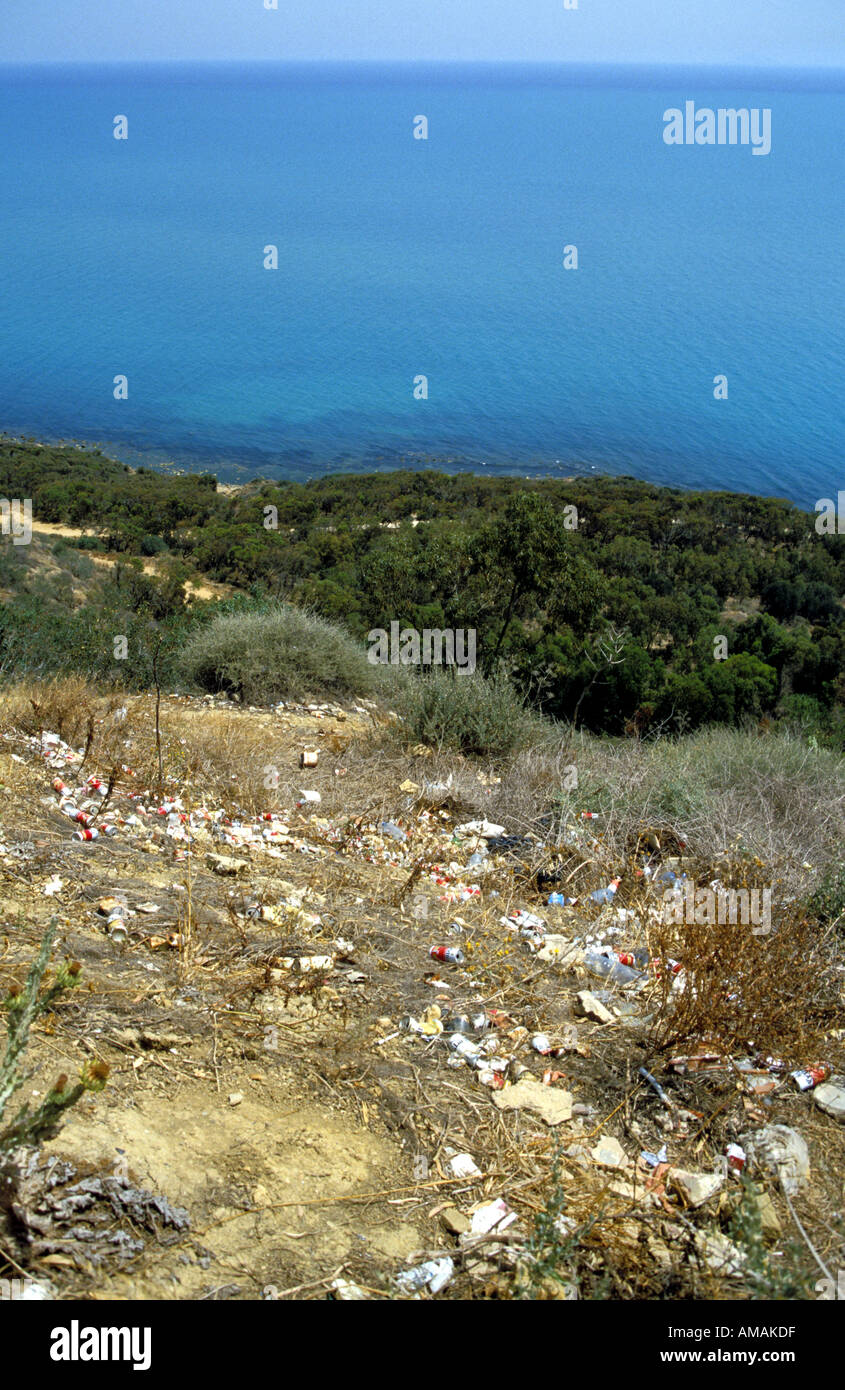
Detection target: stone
<box><xmin>439</xmin><ymin>1206</ymin><xmax>471</xmax><ymax>1236</ymax></box>
<box><xmin>576</xmin><ymin>990</ymin><xmax>614</xmax><ymax>1025</ymax></box>
<box><xmin>206</xmin><ymin>852</ymin><xmax>248</xmax><ymax>876</ymax></box>
<box><xmin>590</xmin><ymin>1135</ymin><xmax>629</xmax><ymax>1169</ymax></box>
<box><xmin>750</xmin><ymin>1187</ymin><xmax>782</xmax><ymax>1238</ymax></box>
<box><xmin>492</xmin><ymin>1077</ymin><xmax>573</xmax><ymax>1126</ymax></box>
<box><xmin>670</xmin><ymin>1168</ymin><xmax>724</xmax><ymax>1208</ymax></box>
<box><xmin>814</xmin><ymin>1082</ymin><xmax>845</xmax><ymax>1123</ymax></box>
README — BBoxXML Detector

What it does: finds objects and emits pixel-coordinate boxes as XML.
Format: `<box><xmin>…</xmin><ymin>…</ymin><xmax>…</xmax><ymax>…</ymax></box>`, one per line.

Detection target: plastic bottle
<box><xmin>589</xmin><ymin>877</ymin><xmax>621</xmax><ymax>905</ymax></box>
<box><xmin>583</xmin><ymin>948</ymin><xmax>643</xmax><ymax>985</ymax></box>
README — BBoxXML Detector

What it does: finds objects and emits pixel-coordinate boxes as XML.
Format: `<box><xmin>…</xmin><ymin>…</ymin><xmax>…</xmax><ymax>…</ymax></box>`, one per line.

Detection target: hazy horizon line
<box><xmin>3</xmin><ymin>57</ymin><xmax>845</xmax><ymax>70</ymax></box>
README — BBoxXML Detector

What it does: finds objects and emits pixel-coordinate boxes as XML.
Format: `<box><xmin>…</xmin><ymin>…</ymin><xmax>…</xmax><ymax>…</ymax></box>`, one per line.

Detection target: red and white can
<box><xmin>74</xmin><ymin>827</ymin><xmax>99</xmax><ymax>841</ymax></box>
<box><xmin>791</xmin><ymin>1064</ymin><xmax>830</xmax><ymax>1092</ymax></box>
<box><xmin>429</xmin><ymin>946</ymin><xmax>465</xmax><ymax>965</ymax></box>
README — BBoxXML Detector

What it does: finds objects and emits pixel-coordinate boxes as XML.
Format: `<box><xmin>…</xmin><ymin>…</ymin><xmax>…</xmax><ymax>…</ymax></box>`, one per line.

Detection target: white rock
<box><xmin>814</xmin><ymin>1082</ymin><xmax>845</xmax><ymax>1122</ymax></box>
<box><xmin>590</xmin><ymin>1135</ymin><xmax>629</xmax><ymax>1169</ymax></box>
<box><xmin>493</xmin><ymin>1078</ymin><xmax>573</xmax><ymax>1126</ymax></box>
<box><xmin>576</xmin><ymin>990</ymin><xmax>614</xmax><ymax>1025</ymax></box>
<box><xmin>670</xmin><ymin>1168</ymin><xmax>724</xmax><ymax>1208</ymax></box>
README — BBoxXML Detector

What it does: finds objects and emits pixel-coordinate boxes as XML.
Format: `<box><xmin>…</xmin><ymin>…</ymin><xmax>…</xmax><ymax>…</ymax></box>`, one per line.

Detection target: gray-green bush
<box><xmin>394</xmin><ymin>668</ymin><xmax>540</xmax><ymax>757</ymax></box>
<box><xmin>177</xmin><ymin>603</ymin><xmax>384</xmax><ymax>704</ymax></box>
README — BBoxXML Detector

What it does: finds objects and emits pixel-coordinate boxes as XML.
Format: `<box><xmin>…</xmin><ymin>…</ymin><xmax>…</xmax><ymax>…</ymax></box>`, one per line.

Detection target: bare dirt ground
<box><xmin>19</xmin><ymin>522</ymin><xmax>234</xmax><ymax>603</ymax></box>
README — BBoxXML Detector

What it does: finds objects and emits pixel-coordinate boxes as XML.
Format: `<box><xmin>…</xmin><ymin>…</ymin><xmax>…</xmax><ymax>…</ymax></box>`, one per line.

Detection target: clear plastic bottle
<box><xmin>583</xmin><ymin>948</ymin><xmax>643</xmax><ymax>985</ymax></box>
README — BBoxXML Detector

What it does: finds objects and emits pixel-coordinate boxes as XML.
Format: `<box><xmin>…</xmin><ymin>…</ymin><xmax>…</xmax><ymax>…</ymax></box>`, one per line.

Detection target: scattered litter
<box><xmin>455</xmin><ymin>820</ymin><xmax>505</xmax><ymax>839</ymax></box>
<box><xmin>429</xmin><ymin>945</ymin><xmax>464</xmax><ymax>965</ymax></box>
<box><xmin>740</xmin><ymin>1125</ymin><xmax>810</xmax><ymax>1197</ymax></box>
<box><xmin>791</xmin><ymin>1063</ymin><xmax>831</xmax><ymax>1092</ymax></box>
<box><xmin>330</xmin><ymin>1277</ymin><xmax>368</xmax><ymax>1300</ymax></box>
<box><xmin>447</xmin><ymin>1153</ymin><xmax>482</xmax><ymax>1180</ymax></box>
<box><xmin>469</xmin><ymin>1198</ymin><xmax>517</xmax><ymax>1236</ymax></box>
<box><xmin>396</xmin><ymin>1257</ymin><xmax>454</xmax><ymax>1294</ymax></box>
<box><xmin>694</xmin><ymin>1230</ymin><xmax>746</xmax><ymax>1278</ymax></box>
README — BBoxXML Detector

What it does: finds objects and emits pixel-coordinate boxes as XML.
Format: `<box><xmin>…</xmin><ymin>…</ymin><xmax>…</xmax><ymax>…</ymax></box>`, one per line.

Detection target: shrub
<box><xmin>177</xmin><ymin>602</ymin><xmax>381</xmax><ymax>704</ymax></box>
<box><xmin>140</xmin><ymin>534</ymin><xmax>169</xmax><ymax>556</ymax></box>
<box><xmin>395</xmin><ymin>668</ymin><xmax>539</xmax><ymax>757</ymax></box>
<box><xmin>807</xmin><ymin>861</ymin><xmax>845</xmax><ymax>934</ymax></box>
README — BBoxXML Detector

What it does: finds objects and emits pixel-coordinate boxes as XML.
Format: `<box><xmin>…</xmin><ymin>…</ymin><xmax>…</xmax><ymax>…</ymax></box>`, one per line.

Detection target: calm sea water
<box><xmin>0</xmin><ymin>62</ymin><xmax>843</xmax><ymax>505</ymax></box>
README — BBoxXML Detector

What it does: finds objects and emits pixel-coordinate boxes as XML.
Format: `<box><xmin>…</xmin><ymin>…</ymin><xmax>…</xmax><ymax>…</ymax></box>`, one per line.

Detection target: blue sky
<box><xmin>1</xmin><ymin>0</ymin><xmax>843</xmax><ymax>66</ymax></box>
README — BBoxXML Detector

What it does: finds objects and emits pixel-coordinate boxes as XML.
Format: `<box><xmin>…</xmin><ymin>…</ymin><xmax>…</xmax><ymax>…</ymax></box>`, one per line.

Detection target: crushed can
<box><xmin>791</xmin><ymin>1064</ymin><xmax>830</xmax><ymax>1092</ymax></box>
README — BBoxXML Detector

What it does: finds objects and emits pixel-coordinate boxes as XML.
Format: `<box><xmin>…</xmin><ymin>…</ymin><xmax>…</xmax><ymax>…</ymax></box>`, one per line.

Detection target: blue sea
<box><xmin>0</xmin><ymin>61</ymin><xmax>843</xmax><ymax>505</ymax></box>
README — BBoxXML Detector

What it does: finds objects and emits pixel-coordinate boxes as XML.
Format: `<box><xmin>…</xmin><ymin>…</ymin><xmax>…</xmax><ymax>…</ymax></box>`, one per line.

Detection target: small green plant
<box><xmin>0</xmin><ymin>921</ymin><xmax>109</xmax><ymax>1157</ymax></box>
<box><xmin>728</xmin><ymin>1176</ymin><xmax>814</xmax><ymax>1300</ymax></box>
<box><xmin>515</xmin><ymin>1142</ymin><xmax>602</xmax><ymax>1299</ymax></box>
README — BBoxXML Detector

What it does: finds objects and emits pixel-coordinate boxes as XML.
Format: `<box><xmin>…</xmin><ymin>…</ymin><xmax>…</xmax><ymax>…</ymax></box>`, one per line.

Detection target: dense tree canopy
<box><xmin>1</xmin><ymin>437</ymin><xmax>843</xmax><ymax>745</ymax></box>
